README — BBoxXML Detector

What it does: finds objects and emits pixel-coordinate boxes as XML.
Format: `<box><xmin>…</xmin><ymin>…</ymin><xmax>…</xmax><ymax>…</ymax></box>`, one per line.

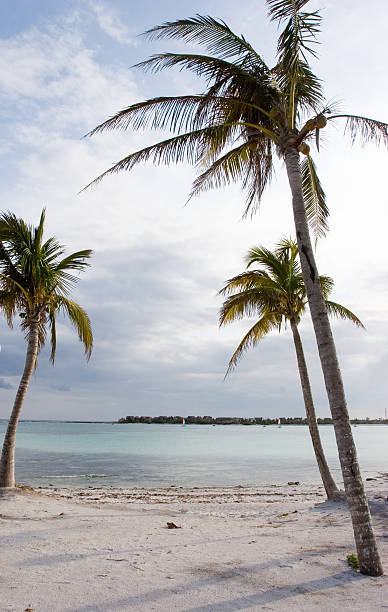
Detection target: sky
<box><xmin>0</xmin><ymin>0</ymin><xmax>387</xmax><ymax>421</ymax></box>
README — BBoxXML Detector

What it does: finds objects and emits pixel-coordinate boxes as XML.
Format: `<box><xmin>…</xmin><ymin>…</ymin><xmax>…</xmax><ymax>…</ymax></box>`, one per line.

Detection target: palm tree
<box><xmin>0</xmin><ymin>209</ymin><xmax>93</xmax><ymax>489</ymax></box>
<box><xmin>84</xmin><ymin>1</ymin><xmax>387</xmax><ymax>575</ymax></box>
<box><xmin>219</xmin><ymin>238</ymin><xmax>363</xmax><ymax>501</ymax></box>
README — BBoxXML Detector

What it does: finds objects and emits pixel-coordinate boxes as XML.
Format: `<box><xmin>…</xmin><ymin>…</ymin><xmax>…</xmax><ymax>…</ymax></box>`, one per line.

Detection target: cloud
<box><xmin>0</xmin><ymin>378</ymin><xmax>13</xmax><ymax>390</ymax></box>
<box><xmin>88</xmin><ymin>1</ymin><xmax>135</xmax><ymax>45</ymax></box>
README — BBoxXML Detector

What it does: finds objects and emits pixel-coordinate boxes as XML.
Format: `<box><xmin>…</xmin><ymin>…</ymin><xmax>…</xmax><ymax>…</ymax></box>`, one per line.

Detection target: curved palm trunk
<box><xmin>290</xmin><ymin>318</ymin><xmax>340</xmax><ymax>500</ymax></box>
<box><xmin>0</xmin><ymin>321</ymin><xmax>39</xmax><ymax>488</ymax></box>
<box><xmin>284</xmin><ymin>146</ymin><xmax>383</xmax><ymax>576</ymax></box>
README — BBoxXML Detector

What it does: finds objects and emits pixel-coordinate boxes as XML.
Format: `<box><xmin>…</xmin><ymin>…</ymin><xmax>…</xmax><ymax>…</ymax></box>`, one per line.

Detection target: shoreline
<box><xmin>4</xmin><ymin>419</ymin><xmax>388</xmax><ymax>424</ymax></box>
<box><xmin>1</xmin><ymin>478</ymin><xmax>387</xmax><ymax>611</ymax></box>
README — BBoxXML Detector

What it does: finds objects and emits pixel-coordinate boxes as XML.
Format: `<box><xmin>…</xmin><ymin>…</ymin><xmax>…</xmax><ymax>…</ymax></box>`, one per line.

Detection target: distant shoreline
<box><xmin>0</xmin><ymin>417</ymin><xmax>386</xmax><ymax>425</ymax></box>
<box><xmin>118</xmin><ymin>416</ymin><xmax>388</xmax><ymax>425</ymax></box>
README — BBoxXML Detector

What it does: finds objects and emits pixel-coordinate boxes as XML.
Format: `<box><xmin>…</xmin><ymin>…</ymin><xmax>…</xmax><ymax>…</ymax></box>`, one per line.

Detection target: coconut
<box><xmin>316</xmin><ymin>115</ymin><xmax>327</xmax><ymax>129</ymax></box>
<box><xmin>305</xmin><ymin>119</ymin><xmax>316</xmax><ymax>131</ymax></box>
<box><xmin>298</xmin><ymin>142</ymin><xmax>310</xmax><ymax>155</ymax></box>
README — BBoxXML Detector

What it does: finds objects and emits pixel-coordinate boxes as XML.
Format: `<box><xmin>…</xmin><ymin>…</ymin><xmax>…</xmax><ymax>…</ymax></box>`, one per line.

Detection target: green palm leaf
<box><xmin>57</xmin><ymin>297</ymin><xmax>93</xmax><ymax>360</ymax></box>
<box><xmin>225</xmin><ymin>314</ymin><xmax>280</xmax><ymax>376</ymax></box>
<box><xmin>318</xmin><ymin>275</ymin><xmax>334</xmax><ymax>299</ymax></box>
<box><xmin>325</xmin><ymin>300</ymin><xmax>365</xmax><ymax>329</ymax></box>
<box><xmin>301</xmin><ymin>153</ymin><xmax>328</xmax><ymax>243</ymax></box>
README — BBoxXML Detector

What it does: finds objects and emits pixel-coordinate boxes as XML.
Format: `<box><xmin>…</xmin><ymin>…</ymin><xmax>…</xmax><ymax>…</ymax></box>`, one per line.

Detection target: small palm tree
<box><xmin>84</xmin><ymin>1</ymin><xmax>386</xmax><ymax>574</ymax></box>
<box><xmin>0</xmin><ymin>209</ymin><xmax>93</xmax><ymax>488</ymax></box>
<box><xmin>219</xmin><ymin>238</ymin><xmax>363</xmax><ymax>500</ymax></box>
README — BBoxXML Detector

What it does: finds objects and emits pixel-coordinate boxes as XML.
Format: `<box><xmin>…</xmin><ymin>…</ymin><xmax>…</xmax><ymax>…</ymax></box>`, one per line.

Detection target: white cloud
<box><xmin>88</xmin><ymin>1</ymin><xmax>135</xmax><ymax>45</ymax></box>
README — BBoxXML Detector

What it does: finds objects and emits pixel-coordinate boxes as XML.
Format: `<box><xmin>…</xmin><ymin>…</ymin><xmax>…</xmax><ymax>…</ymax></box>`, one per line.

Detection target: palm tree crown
<box><xmin>0</xmin><ymin>209</ymin><xmax>93</xmax><ymax>362</ymax></box>
<box><xmin>219</xmin><ymin>238</ymin><xmax>362</xmax><ymax>374</ymax></box>
<box><xmin>85</xmin><ymin>3</ymin><xmax>388</xmax><ymax>242</ymax></box>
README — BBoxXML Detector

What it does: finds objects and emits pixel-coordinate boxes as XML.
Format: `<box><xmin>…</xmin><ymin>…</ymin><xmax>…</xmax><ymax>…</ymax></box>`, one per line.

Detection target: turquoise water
<box><xmin>0</xmin><ymin>421</ymin><xmax>386</xmax><ymax>488</ymax></box>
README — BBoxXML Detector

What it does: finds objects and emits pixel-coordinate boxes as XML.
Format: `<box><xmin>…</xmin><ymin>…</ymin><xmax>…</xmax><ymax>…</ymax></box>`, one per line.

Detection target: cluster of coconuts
<box><xmin>298</xmin><ymin>114</ymin><xmax>327</xmax><ymax>155</ymax></box>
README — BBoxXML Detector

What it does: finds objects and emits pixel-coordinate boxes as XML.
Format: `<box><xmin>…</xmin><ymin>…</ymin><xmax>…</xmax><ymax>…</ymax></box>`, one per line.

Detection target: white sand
<box><xmin>1</xmin><ymin>476</ymin><xmax>387</xmax><ymax>611</ymax></box>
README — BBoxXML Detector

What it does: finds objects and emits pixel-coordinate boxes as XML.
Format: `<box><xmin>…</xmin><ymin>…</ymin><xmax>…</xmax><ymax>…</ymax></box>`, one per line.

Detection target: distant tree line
<box><xmin>117</xmin><ymin>415</ymin><xmax>388</xmax><ymax>425</ymax></box>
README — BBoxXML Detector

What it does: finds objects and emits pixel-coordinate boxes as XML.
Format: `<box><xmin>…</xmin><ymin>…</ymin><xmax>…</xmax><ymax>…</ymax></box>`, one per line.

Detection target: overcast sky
<box><xmin>0</xmin><ymin>0</ymin><xmax>387</xmax><ymax>421</ymax></box>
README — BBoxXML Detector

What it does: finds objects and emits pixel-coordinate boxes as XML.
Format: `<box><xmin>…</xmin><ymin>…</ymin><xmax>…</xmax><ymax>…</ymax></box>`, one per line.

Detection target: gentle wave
<box><xmin>39</xmin><ymin>474</ymin><xmax>118</xmax><ymax>479</ymax></box>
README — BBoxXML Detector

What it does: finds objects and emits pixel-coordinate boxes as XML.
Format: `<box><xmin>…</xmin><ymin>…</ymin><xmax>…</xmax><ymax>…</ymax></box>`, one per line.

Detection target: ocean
<box><xmin>0</xmin><ymin>421</ymin><xmax>386</xmax><ymax>488</ymax></box>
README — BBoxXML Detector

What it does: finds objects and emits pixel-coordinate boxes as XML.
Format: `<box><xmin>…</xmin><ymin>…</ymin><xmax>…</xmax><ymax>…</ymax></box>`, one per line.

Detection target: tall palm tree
<box><xmin>84</xmin><ymin>1</ymin><xmax>387</xmax><ymax>575</ymax></box>
<box><xmin>0</xmin><ymin>210</ymin><xmax>93</xmax><ymax>489</ymax></box>
<box><xmin>219</xmin><ymin>238</ymin><xmax>363</xmax><ymax>501</ymax></box>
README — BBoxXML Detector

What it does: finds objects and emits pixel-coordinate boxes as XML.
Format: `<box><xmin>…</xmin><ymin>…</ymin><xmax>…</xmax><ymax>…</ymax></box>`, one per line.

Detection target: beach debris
<box><xmin>287</xmin><ymin>481</ymin><xmax>300</xmax><ymax>485</ymax></box>
<box><xmin>106</xmin><ymin>558</ymin><xmax>129</xmax><ymax>562</ymax></box>
<box><xmin>24</xmin><ymin>608</ymin><xmax>34</xmax><ymax>611</ymax></box>
<box><xmin>166</xmin><ymin>521</ymin><xmax>181</xmax><ymax>529</ymax></box>
<box><xmin>347</xmin><ymin>554</ymin><xmax>359</xmax><ymax>571</ymax></box>
<box><xmin>277</xmin><ymin>510</ymin><xmax>298</xmax><ymax>518</ymax></box>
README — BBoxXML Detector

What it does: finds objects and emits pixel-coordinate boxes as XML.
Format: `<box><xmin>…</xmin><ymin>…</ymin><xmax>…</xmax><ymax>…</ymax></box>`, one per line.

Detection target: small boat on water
<box><xmin>277</xmin><ymin>418</ymin><xmax>282</xmax><ymax>428</ymax></box>
<box><xmin>182</xmin><ymin>418</ymin><xmax>186</xmax><ymax>426</ymax></box>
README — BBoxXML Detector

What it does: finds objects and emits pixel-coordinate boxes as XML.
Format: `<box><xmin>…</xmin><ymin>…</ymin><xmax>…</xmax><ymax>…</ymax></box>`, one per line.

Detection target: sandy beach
<box><xmin>1</xmin><ymin>476</ymin><xmax>387</xmax><ymax>611</ymax></box>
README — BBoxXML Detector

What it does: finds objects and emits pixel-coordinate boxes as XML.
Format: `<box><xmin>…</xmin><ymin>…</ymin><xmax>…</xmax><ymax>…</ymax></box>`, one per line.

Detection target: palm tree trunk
<box><xmin>284</xmin><ymin>146</ymin><xmax>383</xmax><ymax>576</ymax></box>
<box><xmin>290</xmin><ymin>317</ymin><xmax>340</xmax><ymax>500</ymax></box>
<box><xmin>0</xmin><ymin>320</ymin><xmax>39</xmax><ymax>488</ymax></box>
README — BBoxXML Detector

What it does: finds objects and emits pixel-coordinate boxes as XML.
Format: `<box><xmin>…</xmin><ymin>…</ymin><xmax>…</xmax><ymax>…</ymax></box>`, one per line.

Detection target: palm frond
<box><xmin>86</xmin><ymin>95</ymin><xmax>274</xmax><ymax>140</ymax></box>
<box><xmin>267</xmin><ymin>0</ymin><xmax>321</xmax><ymax>62</ymax></box>
<box><xmin>86</xmin><ymin>96</ymin><xmax>208</xmax><ymax>137</ymax></box>
<box><xmin>318</xmin><ymin>275</ymin><xmax>334</xmax><ymax>299</ymax></box>
<box><xmin>218</xmin><ymin>270</ymin><xmax>270</xmax><ymax>295</ymax></box>
<box><xmin>58</xmin><ymin>297</ymin><xmax>93</xmax><ymax>360</ymax></box>
<box><xmin>328</xmin><ymin>114</ymin><xmax>388</xmax><ymax>147</ymax></box>
<box><xmin>240</xmin><ymin>139</ymin><xmax>274</xmax><ymax>216</ymax></box>
<box><xmin>274</xmin><ymin>236</ymin><xmax>298</xmax><ymax>259</ymax></box>
<box><xmin>189</xmin><ymin>138</ymin><xmax>273</xmax><ymax>215</ymax></box>
<box><xmin>143</xmin><ymin>15</ymin><xmax>268</xmax><ymax>69</ymax></box>
<box><xmin>219</xmin><ymin>290</ymin><xmax>265</xmax><ymax>324</ymax></box>
<box><xmin>245</xmin><ymin>246</ymin><xmax>293</xmax><ymax>285</ymax></box>
<box><xmin>324</xmin><ymin>300</ymin><xmax>364</xmax><ymax>329</ymax></box>
<box><xmin>267</xmin><ymin>0</ymin><xmax>309</xmax><ymax>20</ymax></box>
<box><xmin>219</xmin><ymin>281</ymin><xmax>284</xmax><ymax>324</ymax></box>
<box><xmin>135</xmin><ymin>53</ymin><xmax>264</xmax><ymax>86</ymax></box>
<box><xmin>48</xmin><ymin>309</ymin><xmax>57</xmax><ymax>364</ymax></box>
<box><xmin>301</xmin><ymin>153</ymin><xmax>329</xmax><ymax>244</ymax></box>
<box><xmin>225</xmin><ymin>314</ymin><xmax>279</xmax><ymax>376</ymax></box>
<box><xmin>0</xmin><ymin>289</ymin><xmax>17</xmax><ymax>327</ymax></box>
<box><xmin>82</xmin><ymin>124</ymin><xmax>241</xmax><ymax>191</ymax></box>
<box><xmin>190</xmin><ymin>143</ymin><xmax>251</xmax><ymax>197</ymax></box>
<box><xmin>0</xmin><ymin>243</ymin><xmax>25</xmax><ymax>288</ymax></box>
<box><xmin>55</xmin><ymin>250</ymin><xmax>92</xmax><ymax>273</ymax></box>
<box><xmin>267</xmin><ymin>1</ymin><xmax>323</xmax><ymax>125</ymax></box>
